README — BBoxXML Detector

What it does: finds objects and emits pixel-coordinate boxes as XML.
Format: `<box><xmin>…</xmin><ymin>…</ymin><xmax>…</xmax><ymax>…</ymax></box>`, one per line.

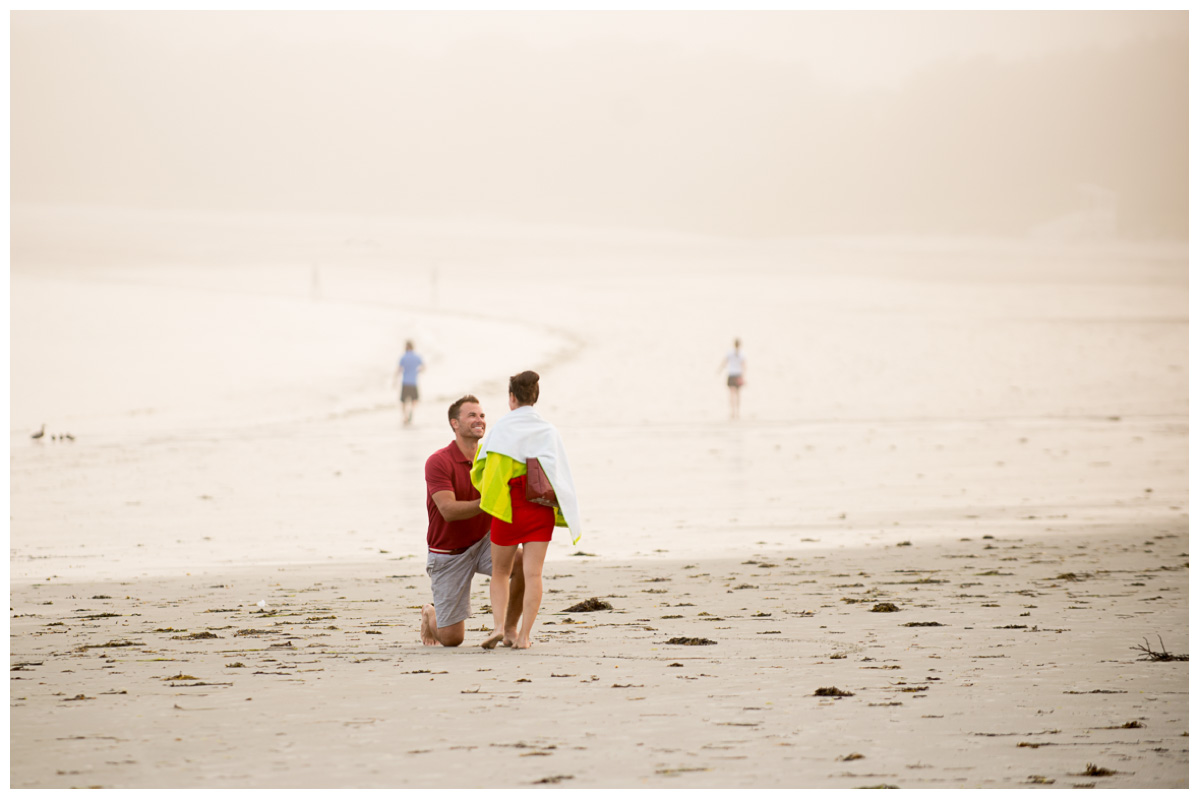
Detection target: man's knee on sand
<box><xmin>438</xmin><ymin>621</ymin><xmax>466</xmax><ymax>647</ymax></box>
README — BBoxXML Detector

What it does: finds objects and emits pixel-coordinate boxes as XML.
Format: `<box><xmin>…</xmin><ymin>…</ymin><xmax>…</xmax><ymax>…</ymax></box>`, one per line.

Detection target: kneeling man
<box><xmin>421</xmin><ymin>395</ymin><xmax>524</xmax><ymax>646</ymax></box>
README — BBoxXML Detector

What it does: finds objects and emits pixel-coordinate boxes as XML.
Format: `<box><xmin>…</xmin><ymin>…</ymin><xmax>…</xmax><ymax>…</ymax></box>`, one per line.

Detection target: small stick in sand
<box><xmin>1132</xmin><ymin>635</ymin><xmax>1189</xmax><ymax>662</ymax></box>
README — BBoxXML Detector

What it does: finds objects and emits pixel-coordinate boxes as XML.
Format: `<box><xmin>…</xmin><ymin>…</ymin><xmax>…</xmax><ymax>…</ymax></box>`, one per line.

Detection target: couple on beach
<box><xmin>420</xmin><ymin>371</ymin><xmax>581</xmax><ymax>649</ymax></box>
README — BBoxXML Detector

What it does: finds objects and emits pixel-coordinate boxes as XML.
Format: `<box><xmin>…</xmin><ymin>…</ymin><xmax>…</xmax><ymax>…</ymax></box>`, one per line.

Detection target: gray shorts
<box><xmin>401</xmin><ymin>384</ymin><xmax>419</xmax><ymax>402</ymax></box>
<box><xmin>426</xmin><ymin>536</ymin><xmax>493</xmax><ymax>628</ymax></box>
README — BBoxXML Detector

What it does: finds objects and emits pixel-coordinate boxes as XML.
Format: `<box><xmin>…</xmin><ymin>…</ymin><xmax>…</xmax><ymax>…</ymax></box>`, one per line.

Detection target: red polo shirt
<box><xmin>425</xmin><ymin>440</ymin><xmax>490</xmax><ymax>551</ymax></box>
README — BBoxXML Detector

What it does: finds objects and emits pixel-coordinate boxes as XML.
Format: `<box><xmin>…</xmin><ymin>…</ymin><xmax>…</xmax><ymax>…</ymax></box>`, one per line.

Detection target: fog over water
<box><xmin>8</xmin><ymin>11</ymin><xmax>1189</xmax><ymax>577</ymax></box>
<box><xmin>11</xmin><ymin>10</ymin><xmax>1188</xmax><ymax>238</ymax></box>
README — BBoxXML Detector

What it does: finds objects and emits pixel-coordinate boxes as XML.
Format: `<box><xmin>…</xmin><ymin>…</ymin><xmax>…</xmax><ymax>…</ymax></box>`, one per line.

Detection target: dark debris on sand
<box><xmin>1082</xmin><ymin>764</ymin><xmax>1117</xmax><ymax>777</ymax></box>
<box><xmin>1133</xmin><ymin>635</ymin><xmax>1188</xmax><ymax>662</ymax></box>
<box><xmin>562</xmin><ymin>598</ymin><xmax>613</xmax><ymax>613</ymax></box>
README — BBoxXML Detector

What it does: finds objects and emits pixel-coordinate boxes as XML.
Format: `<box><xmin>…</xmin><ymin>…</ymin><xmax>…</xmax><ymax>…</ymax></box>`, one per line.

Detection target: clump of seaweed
<box><xmin>870</xmin><ymin>603</ymin><xmax>900</xmax><ymax>613</ymax></box>
<box><xmin>814</xmin><ymin>686</ymin><xmax>854</xmax><ymax>697</ymax></box>
<box><xmin>666</xmin><ymin>637</ymin><xmax>716</xmax><ymax>646</ymax></box>
<box><xmin>562</xmin><ymin>598</ymin><xmax>612</xmax><ymax>613</ymax></box>
<box><xmin>76</xmin><ymin>639</ymin><xmax>142</xmax><ymax>651</ymax></box>
<box><xmin>902</xmin><ymin>622</ymin><xmax>944</xmax><ymax>627</ymax></box>
<box><xmin>1133</xmin><ymin>636</ymin><xmax>1188</xmax><ymax>662</ymax></box>
<box><xmin>1083</xmin><ymin>764</ymin><xmax>1116</xmax><ymax>777</ymax></box>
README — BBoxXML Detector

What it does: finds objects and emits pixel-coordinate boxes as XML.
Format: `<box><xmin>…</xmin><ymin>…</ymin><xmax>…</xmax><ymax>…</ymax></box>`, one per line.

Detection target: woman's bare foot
<box><xmin>420</xmin><ymin>605</ymin><xmax>441</xmax><ymax>646</ymax></box>
<box><xmin>512</xmin><ymin>637</ymin><xmax>534</xmax><ymax>650</ymax></box>
<box><xmin>480</xmin><ymin>630</ymin><xmax>505</xmax><ymax>650</ymax></box>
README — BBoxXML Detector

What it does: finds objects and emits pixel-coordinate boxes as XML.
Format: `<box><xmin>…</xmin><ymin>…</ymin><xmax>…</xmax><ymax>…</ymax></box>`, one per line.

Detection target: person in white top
<box><xmin>719</xmin><ymin>338</ymin><xmax>746</xmax><ymax>420</ymax></box>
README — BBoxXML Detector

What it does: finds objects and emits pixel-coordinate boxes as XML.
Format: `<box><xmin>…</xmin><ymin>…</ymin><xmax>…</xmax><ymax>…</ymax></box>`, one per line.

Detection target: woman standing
<box><xmin>719</xmin><ymin>337</ymin><xmax>746</xmax><ymax>420</ymax></box>
<box><xmin>471</xmin><ymin>371</ymin><xmax>581</xmax><ymax>649</ymax></box>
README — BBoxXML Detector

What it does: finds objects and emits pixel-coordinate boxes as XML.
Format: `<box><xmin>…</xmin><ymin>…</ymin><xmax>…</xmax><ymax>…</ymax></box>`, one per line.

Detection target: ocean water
<box><xmin>9</xmin><ymin>208</ymin><xmax>1189</xmax><ymax>580</ymax></box>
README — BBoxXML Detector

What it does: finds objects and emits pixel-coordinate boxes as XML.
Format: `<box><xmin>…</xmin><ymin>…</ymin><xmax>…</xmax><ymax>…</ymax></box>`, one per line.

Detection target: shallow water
<box><xmin>9</xmin><ymin>208</ymin><xmax>1189</xmax><ymax>580</ymax></box>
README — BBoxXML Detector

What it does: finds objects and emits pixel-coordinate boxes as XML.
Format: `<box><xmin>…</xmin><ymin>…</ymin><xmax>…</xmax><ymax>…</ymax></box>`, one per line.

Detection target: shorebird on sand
<box><xmin>31</xmin><ymin>424</ymin><xmax>45</xmax><ymax>440</ymax></box>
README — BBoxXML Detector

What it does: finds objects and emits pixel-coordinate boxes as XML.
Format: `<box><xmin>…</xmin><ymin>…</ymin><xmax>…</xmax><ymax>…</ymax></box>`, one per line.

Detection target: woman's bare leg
<box><xmin>503</xmin><ymin>546</ymin><xmax>525</xmax><ymax>646</ymax></box>
<box><xmin>483</xmin><ymin>543</ymin><xmax>518</xmax><ymax>649</ymax></box>
<box><xmin>513</xmin><ymin>541</ymin><xmax>550</xmax><ymax>649</ymax></box>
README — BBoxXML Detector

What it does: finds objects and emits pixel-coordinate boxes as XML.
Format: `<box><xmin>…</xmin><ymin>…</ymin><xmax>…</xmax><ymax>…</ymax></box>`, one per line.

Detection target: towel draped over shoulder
<box><xmin>470</xmin><ymin>405</ymin><xmax>581</xmax><ymax>545</ymax></box>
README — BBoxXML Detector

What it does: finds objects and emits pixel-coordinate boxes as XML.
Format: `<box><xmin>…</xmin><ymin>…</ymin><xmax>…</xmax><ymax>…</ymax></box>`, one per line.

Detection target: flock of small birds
<box><xmin>30</xmin><ymin>424</ymin><xmax>74</xmax><ymax>442</ymax></box>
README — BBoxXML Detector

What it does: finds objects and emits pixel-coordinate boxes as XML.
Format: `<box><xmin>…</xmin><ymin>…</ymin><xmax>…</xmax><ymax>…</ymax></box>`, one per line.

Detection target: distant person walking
<box><xmin>394</xmin><ymin>340</ymin><xmax>425</xmax><ymax>425</ymax></box>
<box><xmin>471</xmin><ymin>371</ymin><xmax>581</xmax><ymax>650</ymax></box>
<box><xmin>719</xmin><ymin>338</ymin><xmax>746</xmax><ymax>419</ymax></box>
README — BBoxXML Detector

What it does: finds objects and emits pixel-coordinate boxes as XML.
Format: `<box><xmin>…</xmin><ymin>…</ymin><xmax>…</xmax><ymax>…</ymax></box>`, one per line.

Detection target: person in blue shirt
<box><xmin>394</xmin><ymin>340</ymin><xmax>425</xmax><ymax>425</ymax></box>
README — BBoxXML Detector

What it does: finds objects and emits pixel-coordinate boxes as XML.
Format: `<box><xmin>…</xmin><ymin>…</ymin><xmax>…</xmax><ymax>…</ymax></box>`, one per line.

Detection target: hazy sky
<box><xmin>60</xmin><ymin>10</ymin><xmax>1176</xmax><ymax>85</ymax></box>
<box><xmin>10</xmin><ymin>10</ymin><xmax>1189</xmax><ymax>237</ymax></box>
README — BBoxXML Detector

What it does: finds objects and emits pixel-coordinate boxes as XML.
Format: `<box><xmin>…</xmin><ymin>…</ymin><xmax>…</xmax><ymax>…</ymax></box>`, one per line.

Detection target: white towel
<box><xmin>474</xmin><ymin>405</ymin><xmax>582</xmax><ymax>544</ymax></box>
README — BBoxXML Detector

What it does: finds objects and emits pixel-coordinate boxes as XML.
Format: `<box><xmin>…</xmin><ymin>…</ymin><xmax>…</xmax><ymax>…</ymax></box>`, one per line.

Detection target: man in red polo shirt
<box><xmin>420</xmin><ymin>394</ymin><xmax>525</xmax><ymax>647</ymax></box>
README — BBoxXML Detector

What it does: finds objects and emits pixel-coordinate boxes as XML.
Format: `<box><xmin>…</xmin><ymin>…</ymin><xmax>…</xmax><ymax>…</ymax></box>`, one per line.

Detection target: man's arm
<box><xmin>431</xmin><ymin>490</ymin><xmax>482</xmax><ymax>522</ymax></box>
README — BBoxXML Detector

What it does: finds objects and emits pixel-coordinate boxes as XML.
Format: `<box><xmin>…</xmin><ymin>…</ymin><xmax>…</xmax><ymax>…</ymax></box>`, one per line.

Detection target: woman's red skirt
<box><xmin>490</xmin><ymin>474</ymin><xmax>555</xmax><ymax>546</ymax></box>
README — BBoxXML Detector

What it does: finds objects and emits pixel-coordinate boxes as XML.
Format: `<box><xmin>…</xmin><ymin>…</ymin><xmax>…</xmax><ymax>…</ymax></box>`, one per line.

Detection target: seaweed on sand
<box><xmin>562</xmin><ymin>598</ymin><xmax>612</xmax><ymax>613</ymax></box>
<box><xmin>1132</xmin><ymin>635</ymin><xmax>1188</xmax><ymax>662</ymax></box>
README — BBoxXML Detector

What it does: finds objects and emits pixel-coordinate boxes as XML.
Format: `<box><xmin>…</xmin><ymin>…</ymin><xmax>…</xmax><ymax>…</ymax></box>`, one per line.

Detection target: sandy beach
<box><xmin>9</xmin><ymin>529</ymin><xmax>1189</xmax><ymax>789</ymax></box>
<box><xmin>9</xmin><ymin>206</ymin><xmax>1189</xmax><ymax>789</ymax></box>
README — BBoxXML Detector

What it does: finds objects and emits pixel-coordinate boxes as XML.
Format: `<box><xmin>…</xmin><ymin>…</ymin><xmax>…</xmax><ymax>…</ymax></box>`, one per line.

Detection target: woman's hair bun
<box><xmin>509</xmin><ymin>370</ymin><xmax>540</xmax><ymax>405</ymax></box>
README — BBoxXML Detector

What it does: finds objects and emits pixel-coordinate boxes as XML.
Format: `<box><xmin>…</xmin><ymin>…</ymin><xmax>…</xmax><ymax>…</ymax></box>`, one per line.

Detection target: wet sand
<box><xmin>9</xmin><ymin>525</ymin><xmax>1189</xmax><ymax>789</ymax></box>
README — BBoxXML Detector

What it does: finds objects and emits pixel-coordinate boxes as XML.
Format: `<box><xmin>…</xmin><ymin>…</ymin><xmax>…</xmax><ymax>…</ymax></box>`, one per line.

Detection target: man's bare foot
<box><xmin>480</xmin><ymin>630</ymin><xmax>505</xmax><ymax>650</ymax></box>
<box><xmin>420</xmin><ymin>605</ymin><xmax>439</xmax><ymax>646</ymax></box>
